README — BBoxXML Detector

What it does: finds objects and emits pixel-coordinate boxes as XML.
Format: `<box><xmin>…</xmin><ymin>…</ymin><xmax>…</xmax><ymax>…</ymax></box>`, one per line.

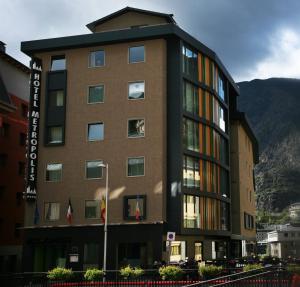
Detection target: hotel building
<box><xmin>21</xmin><ymin>7</ymin><xmax>258</xmax><ymax>271</ymax></box>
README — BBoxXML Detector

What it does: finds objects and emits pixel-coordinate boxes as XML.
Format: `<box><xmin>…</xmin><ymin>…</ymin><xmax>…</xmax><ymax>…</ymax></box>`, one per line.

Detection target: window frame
<box><xmin>123</xmin><ymin>195</ymin><xmax>147</xmax><ymax>220</ymax></box>
<box><xmin>128</xmin><ymin>45</ymin><xmax>145</xmax><ymax>64</ymax></box>
<box><xmin>85</xmin><ymin>200</ymin><xmax>101</xmax><ymax>219</ymax></box>
<box><xmin>87</xmin><ymin>122</ymin><xmax>104</xmax><ymax>142</ymax></box>
<box><xmin>127</xmin><ymin>118</ymin><xmax>145</xmax><ymax>138</ymax></box>
<box><xmin>44</xmin><ymin>202</ymin><xmax>60</xmax><ymax>221</ymax></box>
<box><xmin>88</xmin><ymin>50</ymin><xmax>105</xmax><ymax>68</ymax></box>
<box><xmin>45</xmin><ymin>163</ymin><xmax>63</xmax><ymax>182</ymax></box>
<box><xmin>50</xmin><ymin>55</ymin><xmax>66</xmax><ymax>71</ymax></box>
<box><xmin>127</xmin><ymin>156</ymin><xmax>145</xmax><ymax>177</ymax></box>
<box><xmin>87</xmin><ymin>84</ymin><xmax>105</xmax><ymax>104</ymax></box>
<box><xmin>128</xmin><ymin>81</ymin><xmax>145</xmax><ymax>100</ymax></box>
<box><xmin>48</xmin><ymin>89</ymin><xmax>65</xmax><ymax>107</ymax></box>
<box><xmin>46</xmin><ymin>125</ymin><xmax>64</xmax><ymax>145</ymax></box>
<box><xmin>85</xmin><ymin>159</ymin><xmax>104</xmax><ymax>180</ymax></box>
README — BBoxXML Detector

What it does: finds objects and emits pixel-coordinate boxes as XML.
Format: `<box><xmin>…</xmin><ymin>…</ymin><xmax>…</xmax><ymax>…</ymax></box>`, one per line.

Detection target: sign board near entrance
<box><xmin>25</xmin><ymin>57</ymin><xmax>42</xmax><ymax>201</ymax></box>
<box><xmin>167</xmin><ymin>232</ymin><xmax>176</xmax><ymax>241</ymax></box>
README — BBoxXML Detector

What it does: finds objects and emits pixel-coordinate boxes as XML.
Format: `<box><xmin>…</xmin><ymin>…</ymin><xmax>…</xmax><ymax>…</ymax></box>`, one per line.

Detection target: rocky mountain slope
<box><xmin>238</xmin><ymin>78</ymin><xmax>300</xmax><ymax>212</ymax></box>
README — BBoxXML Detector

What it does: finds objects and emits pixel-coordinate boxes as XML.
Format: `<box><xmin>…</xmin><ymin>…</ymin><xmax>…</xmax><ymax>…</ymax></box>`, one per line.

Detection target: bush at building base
<box><xmin>119</xmin><ymin>265</ymin><xmax>144</xmax><ymax>279</ymax></box>
<box><xmin>198</xmin><ymin>265</ymin><xmax>223</xmax><ymax>280</ymax></box>
<box><xmin>47</xmin><ymin>267</ymin><xmax>73</xmax><ymax>281</ymax></box>
<box><xmin>84</xmin><ymin>268</ymin><xmax>104</xmax><ymax>281</ymax></box>
<box><xmin>242</xmin><ymin>263</ymin><xmax>263</xmax><ymax>272</ymax></box>
<box><xmin>159</xmin><ymin>265</ymin><xmax>183</xmax><ymax>281</ymax></box>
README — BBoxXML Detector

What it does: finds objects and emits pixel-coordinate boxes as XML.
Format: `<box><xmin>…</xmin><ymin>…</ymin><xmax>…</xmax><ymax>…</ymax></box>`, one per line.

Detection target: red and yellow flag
<box><xmin>100</xmin><ymin>197</ymin><xmax>106</xmax><ymax>223</ymax></box>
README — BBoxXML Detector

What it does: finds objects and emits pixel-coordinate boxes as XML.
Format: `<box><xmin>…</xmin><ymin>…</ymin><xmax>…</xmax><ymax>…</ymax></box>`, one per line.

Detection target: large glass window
<box><xmin>45</xmin><ymin>202</ymin><xmax>60</xmax><ymax>220</ymax></box>
<box><xmin>128</xmin><ymin>82</ymin><xmax>145</xmax><ymax>100</ymax></box>
<box><xmin>128</xmin><ymin>119</ymin><xmax>145</xmax><ymax>138</ymax></box>
<box><xmin>85</xmin><ymin>200</ymin><xmax>100</xmax><ymax>219</ymax></box>
<box><xmin>47</xmin><ymin>126</ymin><xmax>63</xmax><ymax>144</ymax></box>
<box><xmin>170</xmin><ymin>241</ymin><xmax>186</xmax><ymax>263</ymax></box>
<box><xmin>183</xmin><ymin>195</ymin><xmax>200</xmax><ymax>228</ymax></box>
<box><xmin>220</xmin><ymin>169</ymin><xmax>229</xmax><ymax>197</ymax></box>
<box><xmin>89</xmin><ymin>50</ymin><xmax>105</xmax><ymax>67</ymax></box>
<box><xmin>183</xmin><ymin>156</ymin><xmax>200</xmax><ymax>188</ymax></box>
<box><xmin>182</xmin><ymin>46</ymin><xmax>198</xmax><ymax>78</ymax></box>
<box><xmin>49</xmin><ymin>90</ymin><xmax>64</xmax><ymax>107</ymax></box>
<box><xmin>221</xmin><ymin>202</ymin><xmax>229</xmax><ymax>230</ymax></box>
<box><xmin>46</xmin><ymin>163</ymin><xmax>62</xmax><ymax>182</ymax></box>
<box><xmin>220</xmin><ymin>137</ymin><xmax>228</xmax><ymax>165</ymax></box>
<box><xmin>84</xmin><ymin>243</ymin><xmax>99</xmax><ymax>269</ymax></box>
<box><xmin>195</xmin><ymin>242</ymin><xmax>203</xmax><ymax>261</ymax></box>
<box><xmin>183</xmin><ymin>81</ymin><xmax>199</xmax><ymax>115</ymax></box>
<box><xmin>51</xmin><ymin>56</ymin><xmax>66</xmax><ymax>71</ymax></box>
<box><xmin>88</xmin><ymin>85</ymin><xmax>104</xmax><ymax>103</ymax></box>
<box><xmin>219</xmin><ymin>106</ymin><xmax>226</xmax><ymax>132</ymax></box>
<box><xmin>128</xmin><ymin>157</ymin><xmax>144</xmax><ymax>177</ymax></box>
<box><xmin>183</xmin><ymin>118</ymin><xmax>199</xmax><ymax>152</ymax></box>
<box><xmin>129</xmin><ymin>46</ymin><xmax>145</xmax><ymax>63</ymax></box>
<box><xmin>88</xmin><ymin>123</ymin><xmax>104</xmax><ymax>141</ymax></box>
<box><xmin>124</xmin><ymin>196</ymin><xmax>146</xmax><ymax>220</ymax></box>
<box><xmin>218</xmin><ymin>76</ymin><xmax>225</xmax><ymax>101</ymax></box>
<box><xmin>86</xmin><ymin>160</ymin><xmax>103</xmax><ymax>179</ymax></box>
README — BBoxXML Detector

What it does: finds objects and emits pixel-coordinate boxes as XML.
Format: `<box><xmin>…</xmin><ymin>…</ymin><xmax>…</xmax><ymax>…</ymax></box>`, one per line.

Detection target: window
<box><xmin>47</xmin><ymin>126</ymin><xmax>63</xmax><ymax>144</ymax></box>
<box><xmin>220</xmin><ymin>169</ymin><xmax>229</xmax><ymax>197</ymax></box>
<box><xmin>49</xmin><ymin>90</ymin><xmax>64</xmax><ymax>107</ymax></box>
<box><xmin>16</xmin><ymin>192</ymin><xmax>22</xmax><ymax>206</ymax></box>
<box><xmin>128</xmin><ymin>82</ymin><xmax>145</xmax><ymax>100</ymax></box>
<box><xmin>183</xmin><ymin>156</ymin><xmax>200</xmax><ymax>188</ymax></box>
<box><xmin>88</xmin><ymin>123</ymin><xmax>104</xmax><ymax>141</ymax></box>
<box><xmin>86</xmin><ymin>160</ymin><xmax>103</xmax><ymax>179</ymax></box>
<box><xmin>18</xmin><ymin>162</ymin><xmax>25</xmax><ymax>176</ymax></box>
<box><xmin>19</xmin><ymin>133</ymin><xmax>26</xmax><ymax>146</ymax></box>
<box><xmin>182</xmin><ymin>46</ymin><xmax>198</xmax><ymax>78</ymax></box>
<box><xmin>183</xmin><ymin>81</ymin><xmax>199</xmax><ymax>115</ymax></box>
<box><xmin>218</xmin><ymin>76</ymin><xmax>225</xmax><ymax>101</ymax></box>
<box><xmin>129</xmin><ymin>46</ymin><xmax>145</xmax><ymax>63</ymax></box>
<box><xmin>46</xmin><ymin>163</ymin><xmax>62</xmax><ymax>182</ymax></box>
<box><xmin>127</xmin><ymin>157</ymin><xmax>144</xmax><ymax>177</ymax></box>
<box><xmin>0</xmin><ymin>154</ymin><xmax>7</xmax><ymax>168</ymax></box>
<box><xmin>21</xmin><ymin>104</ymin><xmax>28</xmax><ymax>118</ymax></box>
<box><xmin>170</xmin><ymin>241</ymin><xmax>186</xmax><ymax>262</ymax></box>
<box><xmin>195</xmin><ymin>242</ymin><xmax>202</xmax><ymax>261</ymax></box>
<box><xmin>85</xmin><ymin>200</ymin><xmax>100</xmax><ymax>219</ymax></box>
<box><xmin>124</xmin><ymin>195</ymin><xmax>146</xmax><ymax>220</ymax></box>
<box><xmin>45</xmin><ymin>202</ymin><xmax>60</xmax><ymax>220</ymax></box>
<box><xmin>51</xmin><ymin>55</ymin><xmax>66</xmax><ymax>71</ymax></box>
<box><xmin>88</xmin><ymin>85</ymin><xmax>104</xmax><ymax>104</ymax></box>
<box><xmin>244</xmin><ymin>213</ymin><xmax>254</xmax><ymax>230</ymax></box>
<box><xmin>221</xmin><ymin>202</ymin><xmax>229</xmax><ymax>230</ymax></box>
<box><xmin>219</xmin><ymin>106</ymin><xmax>226</xmax><ymax>132</ymax></box>
<box><xmin>183</xmin><ymin>195</ymin><xmax>200</xmax><ymax>228</ymax></box>
<box><xmin>183</xmin><ymin>118</ymin><xmax>199</xmax><ymax>152</ymax></box>
<box><xmin>128</xmin><ymin>119</ymin><xmax>145</xmax><ymax>138</ymax></box>
<box><xmin>0</xmin><ymin>123</ymin><xmax>10</xmax><ymax>137</ymax></box>
<box><xmin>89</xmin><ymin>50</ymin><xmax>105</xmax><ymax>67</ymax></box>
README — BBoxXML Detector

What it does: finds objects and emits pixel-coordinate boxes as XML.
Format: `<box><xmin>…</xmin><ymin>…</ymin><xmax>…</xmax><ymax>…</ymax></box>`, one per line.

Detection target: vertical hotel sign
<box><xmin>25</xmin><ymin>58</ymin><xmax>42</xmax><ymax>200</ymax></box>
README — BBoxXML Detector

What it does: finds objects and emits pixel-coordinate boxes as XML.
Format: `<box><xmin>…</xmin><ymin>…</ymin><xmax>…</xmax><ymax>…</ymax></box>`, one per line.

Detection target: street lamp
<box><xmin>99</xmin><ymin>163</ymin><xmax>108</xmax><ymax>281</ymax></box>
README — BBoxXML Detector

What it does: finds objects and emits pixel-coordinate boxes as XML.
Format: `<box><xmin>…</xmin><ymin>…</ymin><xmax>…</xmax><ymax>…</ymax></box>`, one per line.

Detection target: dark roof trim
<box><xmin>86</xmin><ymin>6</ymin><xmax>176</xmax><ymax>32</ymax></box>
<box><xmin>232</xmin><ymin>111</ymin><xmax>259</xmax><ymax>164</ymax></box>
<box><xmin>21</xmin><ymin>23</ymin><xmax>238</xmax><ymax>92</ymax></box>
<box><xmin>0</xmin><ymin>51</ymin><xmax>30</xmax><ymax>73</ymax></box>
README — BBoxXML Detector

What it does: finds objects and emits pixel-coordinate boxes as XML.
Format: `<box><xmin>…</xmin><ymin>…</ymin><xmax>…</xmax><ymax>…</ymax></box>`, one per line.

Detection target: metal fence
<box><xmin>0</xmin><ymin>266</ymin><xmax>293</xmax><ymax>287</ymax></box>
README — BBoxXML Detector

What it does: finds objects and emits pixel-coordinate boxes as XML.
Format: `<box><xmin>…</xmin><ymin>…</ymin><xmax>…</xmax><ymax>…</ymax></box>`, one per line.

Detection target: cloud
<box><xmin>241</xmin><ymin>28</ymin><xmax>300</xmax><ymax>81</ymax></box>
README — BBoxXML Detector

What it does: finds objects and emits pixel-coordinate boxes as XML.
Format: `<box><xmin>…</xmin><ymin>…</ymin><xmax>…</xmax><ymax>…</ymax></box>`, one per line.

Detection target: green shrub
<box><xmin>84</xmin><ymin>268</ymin><xmax>104</xmax><ymax>281</ymax></box>
<box><xmin>159</xmin><ymin>265</ymin><xmax>183</xmax><ymax>281</ymax></box>
<box><xmin>287</xmin><ymin>265</ymin><xmax>300</xmax><ymax>275</ymax></box>
<box><xmin>199</xmin><ymin>265</ymin><xmax>223</xmax><ymax>279</ymax></box>
<box><xmin>243</xmin><ymin>264</ymin><xmax>263</xmax><ymax>272</ymax></box>
<box><xmin>47</xmin><ymin>267</ymin><xmax>73</xmax><ymax>281</ymax></box>
<box><xmin>120</xmin><ymin>265</ymin><xmax>144</xmax><ymax>279</ymax></box>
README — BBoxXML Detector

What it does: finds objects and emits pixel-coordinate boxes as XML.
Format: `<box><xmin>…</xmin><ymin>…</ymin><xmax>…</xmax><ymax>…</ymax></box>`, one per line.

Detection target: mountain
<box><xmin>237</xmin><ymin>78</ymin><xmax>300</xmax><ymax>212</ymax></box>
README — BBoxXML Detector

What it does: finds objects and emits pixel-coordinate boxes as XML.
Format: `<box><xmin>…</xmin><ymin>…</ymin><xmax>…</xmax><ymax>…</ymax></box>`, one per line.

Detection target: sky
<box><xmin>1</xmin><ymin>0</ymin><xmax>300</xmax><ymax>82</ymax></box>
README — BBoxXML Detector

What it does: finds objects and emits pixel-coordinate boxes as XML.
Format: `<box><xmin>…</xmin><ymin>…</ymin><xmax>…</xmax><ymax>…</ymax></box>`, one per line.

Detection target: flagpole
<box><xmin>103</xmin><ymin>163</ymin><xmax>108</xmax><ymax>281</ymax></box>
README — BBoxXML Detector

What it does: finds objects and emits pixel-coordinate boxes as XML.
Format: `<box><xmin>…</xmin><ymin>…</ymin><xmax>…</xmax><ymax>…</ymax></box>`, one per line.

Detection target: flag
<box><xmin>34</xmin><ymin>203</ymin><xmax>39</xmax><ymax>225</ymax></box>
<box><xmin>66</xmin><ymin>199</ymin><xmax>73</xmax><ymax>224</ymax></box>
<box><xmin>100</xmin><ymin>196</ymin><xmax>106</xmax><ymax>223</ymax></box>
<box><xmin>135</xmin><ymin>199</ymin><xmax>140</xmax><ymax>221</ymax></box>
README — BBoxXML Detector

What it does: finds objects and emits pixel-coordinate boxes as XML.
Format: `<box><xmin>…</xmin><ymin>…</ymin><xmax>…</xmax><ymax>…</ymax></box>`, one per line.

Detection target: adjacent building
<box><xmin>230</xmin><ymin>112</ymin><xmax>258</xmax><ymax>257</ymax></box>
<box><xmin>0</xmin><ymin>41</ymin><xmax>29</xmax><ymax>273</ymax></box>
<box><xmin>20</xmin><ymin>7</ymin><xmax>258</xmax><ymax>271</ymax></box>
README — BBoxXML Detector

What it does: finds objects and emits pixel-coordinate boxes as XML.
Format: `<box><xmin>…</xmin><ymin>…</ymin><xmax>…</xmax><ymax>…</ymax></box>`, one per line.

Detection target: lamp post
<box><xmin>100</xmin><ymin>163</ymin><xmax>108</xmax><ymax>281</ymax></box>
